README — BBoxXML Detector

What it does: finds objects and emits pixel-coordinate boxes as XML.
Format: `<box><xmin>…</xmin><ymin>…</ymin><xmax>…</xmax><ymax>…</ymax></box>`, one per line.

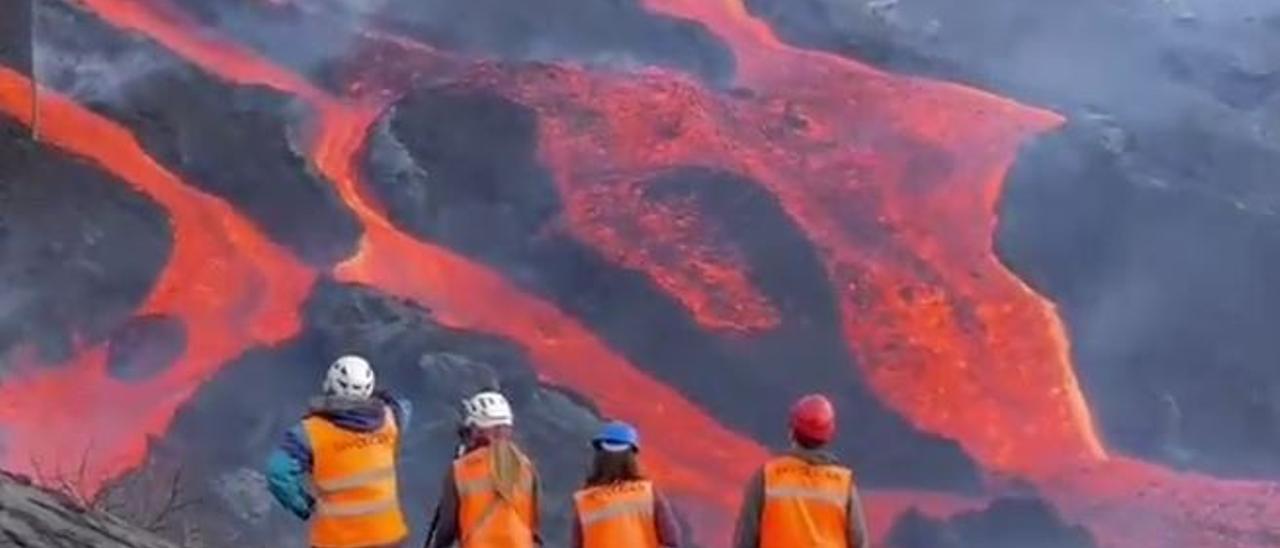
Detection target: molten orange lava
<box><xmin>0</xmin><ymin>65</ymin><xmax>314</xmax><ymax>492</ymax></box>
<box><xmin>563</xmin><ymin>172</ymin><xmax>780</xmax><ymax>333</ymax></box>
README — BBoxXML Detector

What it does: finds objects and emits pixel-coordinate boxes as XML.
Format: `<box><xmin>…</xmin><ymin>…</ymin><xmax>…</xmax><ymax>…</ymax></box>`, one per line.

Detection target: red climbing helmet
<box><xmin>789</xmin><ymin>394</ymin><xmax>836</xmax><ymax>445</ymax></box>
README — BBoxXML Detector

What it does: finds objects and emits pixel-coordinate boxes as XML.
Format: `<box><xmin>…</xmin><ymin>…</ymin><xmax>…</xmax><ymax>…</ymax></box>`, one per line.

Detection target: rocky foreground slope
<box><xmin>0</xmin><ymin>471</ymin><xmax>176</xmax><ymax>548</ymax></box>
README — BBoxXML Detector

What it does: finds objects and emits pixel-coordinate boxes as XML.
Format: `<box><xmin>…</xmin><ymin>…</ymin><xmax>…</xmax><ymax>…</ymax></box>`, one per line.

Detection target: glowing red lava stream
<box><xmin>0</xmin><ymin>65</ymin><xmax>314</xmax><ymax>493</ymax></box>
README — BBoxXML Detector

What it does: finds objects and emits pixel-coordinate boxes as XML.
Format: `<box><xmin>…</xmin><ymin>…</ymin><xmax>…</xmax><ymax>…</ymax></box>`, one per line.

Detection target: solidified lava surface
<box><xmin>159</xmin><ymin>0</ymin><xmax>738</xmax><ymax>89</ymax></box>
<box><xmin>1</xmin><ymin>0</ymin><xmax>1280</xmax><ymax>546</ymax></box>
<box><xmin>887</xmin><ymin>496</ymin><xmax>1096</xmax><ymax>548</ymax></box>
<box><xmin>0</xmin><ymin>116</ymin><xmax>170</xmax><ymax>364</ymax></box>
<box><xmin>0</xmin><ymin>0</ymin><xmax>33</xmax><ymax>76</ymax></box>
<box><xmin>1000</xmin><ymin>122</ymin><xmax>1280</xmax><ymax>480</ymax></box>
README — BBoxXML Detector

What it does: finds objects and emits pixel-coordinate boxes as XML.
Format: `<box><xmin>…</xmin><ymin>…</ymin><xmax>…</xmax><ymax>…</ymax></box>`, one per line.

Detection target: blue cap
<box><xmin>592</xmin><ymin>420</ymin><xmax>639</xmax><ymax>452</ymax></box>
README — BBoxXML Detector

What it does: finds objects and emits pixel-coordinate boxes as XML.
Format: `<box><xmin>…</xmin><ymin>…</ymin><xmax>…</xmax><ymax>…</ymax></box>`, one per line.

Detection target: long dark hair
<box><xmin>585</xmin><ymin>449</ymin><xmax>644</xmax><ymax>487</ymax></box>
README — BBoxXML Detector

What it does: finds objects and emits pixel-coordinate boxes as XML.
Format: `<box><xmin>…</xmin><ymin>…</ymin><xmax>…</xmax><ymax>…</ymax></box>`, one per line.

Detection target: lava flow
<box><xmin>16</xmin><ymin>0</ymin><xmax>775</xmax><ymax>541</ymax></box>
<box><xmin>9</xmin><ymin>0</ymin><xmax>1280</xmax><ymax>546</ymax></box>
<box><xmin>318</xmin><ymin>102</ymin><xmax>768</xmax><ymax>537</ymax></box>
<box><xmin>575</xmin><ymin>0</ymin><xmax>1107</xmax><ymax>475</ymax></box>
<box><xmin>0</xmin><ymin>65</ymin><xmax>314</xmax><ymax>492</ymax></box>
<box><xmin>493</xmin><ymin>1</ymin><xmax>1280</xmax><ymax>545</ymax></box>
<box><xmin>502</xmin><ymin>55</ymin><xmax>1101</xmax><ymax>475</ymax></box>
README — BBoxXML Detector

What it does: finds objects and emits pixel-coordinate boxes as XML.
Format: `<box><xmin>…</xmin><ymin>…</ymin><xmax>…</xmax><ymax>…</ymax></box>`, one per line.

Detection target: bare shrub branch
<box><xmin>28</xmin><ymin>447</ymin><xmax>204</xmax><ymax>538</ymax></box>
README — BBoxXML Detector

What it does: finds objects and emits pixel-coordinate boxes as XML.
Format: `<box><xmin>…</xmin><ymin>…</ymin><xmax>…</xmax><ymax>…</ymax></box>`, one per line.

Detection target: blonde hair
<box><xmin>487</xmin><ymin>435</ymin><xmax>529</xmax><ymax>502</ymax></box>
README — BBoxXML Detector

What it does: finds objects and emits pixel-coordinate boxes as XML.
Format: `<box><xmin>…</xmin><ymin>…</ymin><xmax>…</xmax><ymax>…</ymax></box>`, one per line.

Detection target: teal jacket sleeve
<box><xmin>266</xmin><ymin>423</ymin><xmax>315</xmax><ymax>520</ymax></box>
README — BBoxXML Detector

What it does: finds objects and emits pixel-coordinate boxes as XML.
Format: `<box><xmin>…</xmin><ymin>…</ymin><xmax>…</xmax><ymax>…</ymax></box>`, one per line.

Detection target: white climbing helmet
<box><xmin>324</xmin><ymin>354</ymin><xmax>376</xmax><ymax>399</ymax></box>
<box><xmin>462</xmin><ymin>391</ymin><xmax>514</xmax><ymax>429</ymax></box>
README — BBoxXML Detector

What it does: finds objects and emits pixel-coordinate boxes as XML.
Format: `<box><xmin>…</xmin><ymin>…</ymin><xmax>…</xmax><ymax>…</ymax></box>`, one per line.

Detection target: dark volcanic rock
<box><xmin>745</xmin><ymin>0</ymin><xmax>1280</xmax><ymax>117</ymax></box>
<box><xmin>120</xmin><ymin>280</ymin><xmax>608</xmax><ymax>547</ymax></box>
<box><xmin>0</xmin><ymin>0</ymin><xmax>32</xmax><ymax>75</ymax></box>
<box><xmin>159</xmin><ymin>0</ymin><xmax>735</xmax><ymax>87</ymax></box>
<box><xmin>0</xmin><ymin>471</ymin><xmax>178</xmax><ymax>548</ymax></box>
<box><xmin>32</xmin><ymin>0</ymin><xmax>362</xmax><ymax>267</ymax></box>
<box><xmin>886</xmin><ymin>496</ymin><xmax>1096</xmax><ymax>548</ymax></box>
<box><xmin>0</xmin><ymin>115</ymin><xmax>170</xmax><ymax>364</ymax></box>
<box><xmin>362</xmin><ymin>85</ymin><xmax>983</xmax><ymax>492</ymax></box>
<box><xmin>379</xmin><ymin>0</ymin><xmax>736</xmax><ymax>85</ymax></box>
<box><xmin>1000</xmin><ymin>122</ymin><xmax>1280</xmax><ymax>478</ymax></box>
<box><xmin>106</xmin><ymin>314</ymin><xmax>187</xmax><ymax>381</ymax></box>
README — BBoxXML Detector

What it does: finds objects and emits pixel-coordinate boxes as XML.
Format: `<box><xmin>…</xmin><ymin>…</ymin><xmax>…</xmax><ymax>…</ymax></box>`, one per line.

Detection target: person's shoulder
<box><xmin>371</xmin><ymin>390</ymin><xmax>402</xmax><ymax>408</ymax></box>
<box><xmin>290</xmin><ymin>419</ymin><xmax>316</xmax><ymax>438</ymax></box>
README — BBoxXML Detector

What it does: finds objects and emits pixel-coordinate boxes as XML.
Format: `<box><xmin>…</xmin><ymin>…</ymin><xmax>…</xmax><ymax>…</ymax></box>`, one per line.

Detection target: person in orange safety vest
<box><xmin>571</xmin><ymin>421</ymin><xmax>682</xmax><ymax>547</ymax></box>
<box><xmin>426</xmin><ymin>390</ymin><xmax>542</xmax><ymax>547</ymax></box>
<box><xmin>732</xmin><ymin>394</ymin><xmax>870</xmax><ymax>548</ymax></box>
<box><xmin>266</xmin><ymin>355</ymin><xmax>411</xmax><ymax>548</ymax></box>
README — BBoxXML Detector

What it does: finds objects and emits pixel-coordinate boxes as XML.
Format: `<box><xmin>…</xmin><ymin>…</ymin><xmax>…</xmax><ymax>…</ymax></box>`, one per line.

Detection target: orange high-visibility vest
<box><xmin>453</xmin><ymin>445</ymin><xmax>537</xmax><ymax>548</ymax></box>
<box><xmin>759</xmin><ymin>455</ymin><xmax>853</xmax><ymax>548</ymax></box>
<box><xmin>302</xmin><ymin>407</ymin><xmax>407</xmax><ymax>548</ymax></box>
<box><xmin>573</xmin><ymin>480</ymin><xmax>659</xmax><ymax>548</ymax></box>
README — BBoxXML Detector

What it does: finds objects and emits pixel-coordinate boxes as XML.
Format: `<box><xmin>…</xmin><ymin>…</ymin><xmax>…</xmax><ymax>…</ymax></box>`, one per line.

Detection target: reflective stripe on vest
<box><xmin>315</xmin><ymin>466</ymin><xmax>397</xmax><ymax>495</ymax></box>
<box><xmin>764</xmin><ymin>485</ymin><xmax>847</xmax><ymax>506</ymax></box>
<box><xmin>454</xmin><ymin>445</ymin><xmax>537</xmax><ymax>548</ymax></box>
<box><xmin>457</xmin><ymin>475</ymin><xmax>535</xmax><ymax>497</ymax></box>
<box><xmin>303</xmin><ymin>407</ymin><xmax>408</xmax><ymax>548</ymax></box>
<box><xmin>759</xmin><ymin>455</ymin><xmax>853</xmax><ymax>548</ymax></box>
<box><xmin>573</xmin><ymin>480</ymin><xmax>659</xmax><ymax>548</ymax></box>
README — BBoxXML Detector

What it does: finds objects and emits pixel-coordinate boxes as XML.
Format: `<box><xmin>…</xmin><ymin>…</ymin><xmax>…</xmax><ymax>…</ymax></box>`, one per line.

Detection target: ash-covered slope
<box><xmin>0</xmin><ymin>471</ymin><xmax>177</xmax><ymax>548</ymax></box>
